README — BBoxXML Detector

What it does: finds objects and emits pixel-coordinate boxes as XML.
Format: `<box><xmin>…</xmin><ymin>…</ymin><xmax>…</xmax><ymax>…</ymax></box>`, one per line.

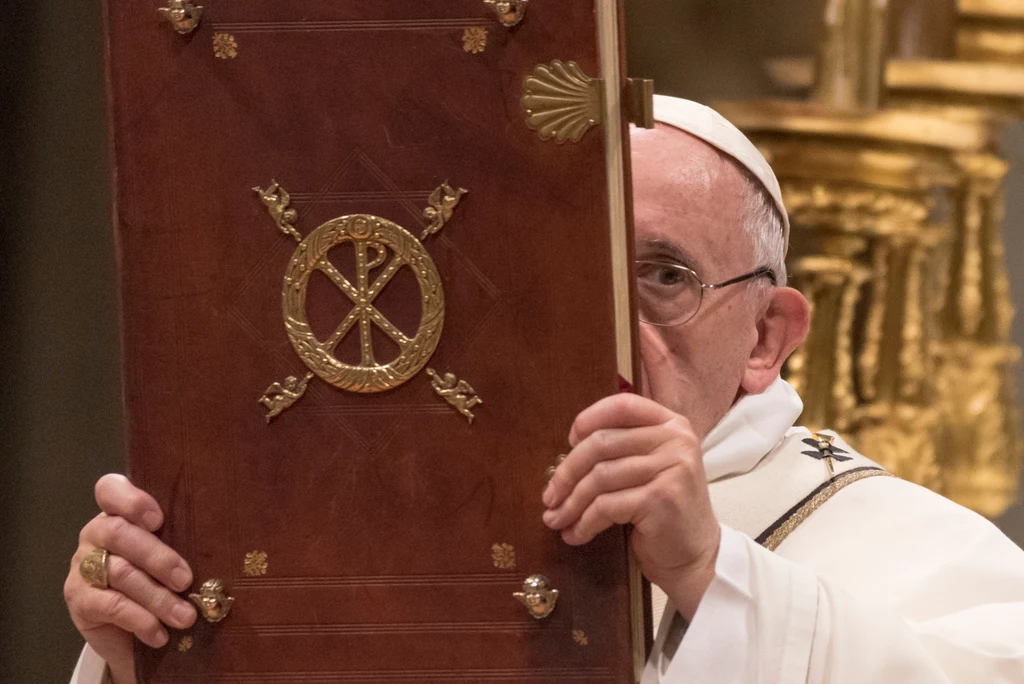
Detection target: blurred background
<box><xmin>2</xmin><ymin>1</ymin><xmax>1023</xmax><ymax>681</ymax></box>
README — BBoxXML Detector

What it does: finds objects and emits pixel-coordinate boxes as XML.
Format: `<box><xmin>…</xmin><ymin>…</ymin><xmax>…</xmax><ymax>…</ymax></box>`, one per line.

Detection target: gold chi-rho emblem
<box><xmin>254</xmin><ymin>180</ymin><xmax>479</xmax><ymax>422</ymax></box>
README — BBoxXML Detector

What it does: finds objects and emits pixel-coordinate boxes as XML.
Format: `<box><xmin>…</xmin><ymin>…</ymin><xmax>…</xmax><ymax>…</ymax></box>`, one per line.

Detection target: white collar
<box><xmin>700</xmin><ymin>378</ymin><xmax>804</xmax><ymax>482</ymax></box>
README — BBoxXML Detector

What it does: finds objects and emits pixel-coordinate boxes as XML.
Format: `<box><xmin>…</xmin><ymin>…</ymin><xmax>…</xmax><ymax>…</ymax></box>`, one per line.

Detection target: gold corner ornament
<box><xmin>427</xmin><ymin>369</ymin><xmax>482</xmax><ymax>423</ymax></box>
<box><xmin>513</xmin><ymin>574</ymin><xmax>559</xmax><ymax>620</ymax></box>
<box><xmin>572</xmin><ymin>628</ymin><xmax>589</xmax><ymax>646</ymax></box>
<box><xmin>254</xmin><ymin>180</ymin><xmax>466</xmax><ymax>416</ymax></box>
<box><xmin>484</xmin><ymin>0</ymin><xmax>528</xmax><ymax>27</ymax></box>
<box><xmin>522</xmin><ymin>61</ymin><xmax>603</xmax><ymax>144</ymax></box>
<box><xmin>422</xmin><ymin>182</ymin><xmax>468</xmax><ymax>240</ymax></box>
<box><xmin>177</xmin><ymin>635</ymin><xmax>194</xmax><ymax>653</ymax></box>
<box><xmin>159</xmin><ymin>0</ymin><xmax>203</xmax><ymax>35</ymax></box>
<box><xmin>253</xmin><ymin>181</ymin><xmax>301</xmax><ymax>242</ymax></box>
<box><xmin>259</xmin><ymin>373</ymin><xmax>313</xmax><ymax>423</ymax></box>
<box><xmin>190</xmin><ymin>579</ymin><xmax>234</xmax><ymax>623</ymax></box>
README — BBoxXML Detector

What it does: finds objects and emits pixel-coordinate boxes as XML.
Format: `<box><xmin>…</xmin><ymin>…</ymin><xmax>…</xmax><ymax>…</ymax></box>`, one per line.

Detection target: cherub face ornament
<box><xmin>513</xmin><ymin>574</ymin><xmax>559</xmax><ymax>619</ymax></box>
<box><xmin>190</xmin><ymin>578</ymin><xmax>235</xmax><ymax>623</ymax></box>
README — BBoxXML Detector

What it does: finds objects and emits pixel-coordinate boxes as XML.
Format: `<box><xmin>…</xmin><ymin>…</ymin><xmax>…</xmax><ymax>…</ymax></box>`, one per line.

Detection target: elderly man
<box><xmin>65</xmin><ymin>96</ymin><xmax>1024</xmax><ymax>684</ymax></box>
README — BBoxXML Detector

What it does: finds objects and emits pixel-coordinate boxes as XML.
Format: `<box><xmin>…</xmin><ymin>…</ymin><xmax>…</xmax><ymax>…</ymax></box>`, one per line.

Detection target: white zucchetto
<box><xmin>652</xmin><ymin>95</ymin><xmax>790</xmax><ymax>250</ymax></box>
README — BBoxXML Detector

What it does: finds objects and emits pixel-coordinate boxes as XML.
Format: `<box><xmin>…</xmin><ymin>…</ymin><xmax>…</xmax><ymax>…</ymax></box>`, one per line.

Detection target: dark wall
<box><xmin>2</xmin><ymin>1</ymin><xmax>1022</xmax><ymax>682</ymax></box>
<box><xmin>1</xmin><ymin>2</ymin><xmax>124</xmax><ymax>682</ymax></box>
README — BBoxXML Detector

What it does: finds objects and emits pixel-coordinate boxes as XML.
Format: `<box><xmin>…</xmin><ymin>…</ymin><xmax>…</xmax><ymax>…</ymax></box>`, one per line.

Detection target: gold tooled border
<box><xmin>594</xmin><ymin>0</ymin><xmax>647</xmax><ymax>679</ymax></box>
<box><xmin>758</xmin><ymin>467</ymin><xmax>893</xmax><ymax>552</ymax></box>
<box><xmin>597</xmin><ymin>0</ymin><xmax>634</xmax><ymax>389</ymax></box>
<box><xmin>595</xmin><ymin>0</ymin><xmax>650</xmax><ymax>679</ymax></box>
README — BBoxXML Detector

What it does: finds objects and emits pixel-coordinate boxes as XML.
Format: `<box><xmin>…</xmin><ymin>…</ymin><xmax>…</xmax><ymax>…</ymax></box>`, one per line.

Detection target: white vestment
<box><xmin>71</xmin><ymin>379</ymin><xmax>1024</xmax><ymax>684</ymax></box>
<box><xmin>645</xmin><ymin>379</ymin><xmax>1024</xmax><ymax>683</ymax></box>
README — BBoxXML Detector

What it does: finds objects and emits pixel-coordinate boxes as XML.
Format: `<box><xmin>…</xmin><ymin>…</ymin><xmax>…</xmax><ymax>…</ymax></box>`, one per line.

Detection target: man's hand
<box><xmin>64</xmin><ymin>475</ymin><xmax>196</xmax><ymax>684</ymax></box>
<box><xmin>542</xmin><ymin>394</ymin><xmax>721</xmax><ymax>620</ymax></box>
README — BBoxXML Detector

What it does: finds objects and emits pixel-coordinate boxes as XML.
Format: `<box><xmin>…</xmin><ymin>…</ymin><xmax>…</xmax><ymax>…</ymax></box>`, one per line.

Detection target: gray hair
<box><xmin>737</xmin><ymin>166</ymin><xmax>788</xmax><ymax>298</ymax></box>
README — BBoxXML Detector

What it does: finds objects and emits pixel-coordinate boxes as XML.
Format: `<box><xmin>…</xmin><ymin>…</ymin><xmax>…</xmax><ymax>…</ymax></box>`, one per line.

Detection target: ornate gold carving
<box><xmin>484</xmin><ymin>0</ymin><xmax>528</xmax><ymax>27</ymax></box>
<box><xmin>190</xmin><ymin>579</ymin><xmax>234</xmax><ymax>624</ymax></box>
<box><xmin>853</xmin><ymin>404</ymin><xmax>941</xmax><ymax>489</ymax></box>
<box><xmin>159</xmin><ymin>0</ymin><xmax>203</xmax><ymax>35</ymax></box>
<box><xmin>177</xmin><ymin>636</ymin><xmax>194</xmax><ymax>653</ymax></box>
<box><xmin>259</xmin><ymin>373</ymin><xmax>313</xmax><ymax>423</ymax></box>
<box><xmin>718</xmin><ymin>0</ymin><xmax>1024</xmax><ymax>519</ymax></box>
<box><xmin>899</xmin><ymin>244</ymin><xmax>927</xmax><ymax>400</ymax></box>
<box><xmin>572</xmin><ymin>628</ymin><xmax>589</xmax><ymax>646</ymax></box>
<box><xmin>463</xmin><ymin>27</ymin><xmax>488</xmax><ymax>54</ymax></box>
<box><xmin>513</xmin><ymin>575</ymin><xmax>559</xmax><ymax>620</ymax></box>
<box><xmin>715</xmin><ymin>99</ymin><xmax>989</xmax><ymax>152</ymax></box>
<box><xmin>859</xmin><ymin>243</ymin><xmax>889</xmax><ymax>402</ymax></box>
<box><xmin>834</xmin><ymin>258</ymin><xmax>867</xmax><ymax>423</ymax></box>
<box><xmin>812</xmin><ymin>0</ymin><xmax>889</xmax><ymax>109</ymax></box>
<box><xmin>491</xmin><ymin>543</ymin><xmax>516</xmax><ymax>570</ymax></box>
<box><xmin>427</xmin><ymin>369</ymin><xmax>481</xmax><ymax>423</ymax></box>
<box><xmin>988</xmin><ymin>186</ymin><xmax>1016</xmax><ymax>342</ymax></box>
<box><xmin>284</xmin><ymin>216</ymin><xmax>444</xmax><ymax>394</ymax></box>
<box><xmin>782</xmin><ymin>184</ymin><xmax>929</xmax><ymax>231</ymax></box>
<box><xmin>785</xmin><ymin>251</ymin><xmax>869</xmax><ymax>431</ymax></box>
<box><xmin>960</xmin><ymin>0</ymin><xmax>1024</xmax><ymax>19</ymax></box>
<box><xmin>521</xmin><ymin>61</ymin><xmax>604</xmax><ymax>144</ymax></box>
<box><xmin>253</xmin><ymin>181</ymin><xmax>302</xmax><ymax>242</ymax></box>
<box><xmin>422</xmin><ymin>182</ymin><xmax>468</xmax><ymax>240</ymax></box>
<box><xmin>243</xmin><ymin>550</ymin><xmax>268</xmax><ymax>577</ymax></box>
<box><xmin>887</xmin><ymin>60</ymin><xmax>1024</xmax><ymax>99</ymax></box>
<box><xmin>958</xmin><ymin>25</ymin><xmax>1024</xmax><ymax>62</ymax></box>
<box><xmin>960</xmin><ymin>179</ymin><xmax>986</xmax><ymax>337</ymax></box>
<box><xmin>213</xmin><ymin>33</ymin><xmax>238</xmax><ymax>59</ymax></box>
<box><xmin>934</xmin><ymin>341</ymin><xmax>1023</xmax><ymax>517</ymax></box>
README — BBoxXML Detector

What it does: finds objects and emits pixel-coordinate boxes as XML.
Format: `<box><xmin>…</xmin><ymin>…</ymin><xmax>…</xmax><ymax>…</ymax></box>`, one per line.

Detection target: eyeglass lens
<box><xmin>635</xmin><ymin>261</ymin><xmax>703</xmax><ymax>326</ymax></box>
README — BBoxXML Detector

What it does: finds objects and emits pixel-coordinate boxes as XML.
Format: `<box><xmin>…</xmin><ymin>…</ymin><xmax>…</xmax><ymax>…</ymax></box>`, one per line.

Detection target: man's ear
<box><xmin>741</xmin><ymin>287</ymin><xmax>810</xmax><ymax>395</ymax></box>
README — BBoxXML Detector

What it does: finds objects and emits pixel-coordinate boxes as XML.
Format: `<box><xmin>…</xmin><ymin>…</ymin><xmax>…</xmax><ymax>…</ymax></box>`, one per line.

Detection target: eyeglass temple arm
<box><xmin>704</xmin><ymin>267</ymin><xmax>777</xmax><ymax>291</ymax></box>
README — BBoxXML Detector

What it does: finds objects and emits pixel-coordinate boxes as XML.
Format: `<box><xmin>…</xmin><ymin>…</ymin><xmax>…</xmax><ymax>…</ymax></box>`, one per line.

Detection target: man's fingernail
<box><xmin>542</xmin><ymin>485</ymin><xmax>556</xmax><ymax>508</ymax></box>
<box><xmin>142</xmin><ymin>511</ymin><xmax>162</xmax><ymax>531</ymax></box>
<box><xmin>542</xmin><ymin>510</ymin><xmax>557</xmax><ymax>527</ymax></box>
<box><xmin>171</xmin><ymin>567</ymin><xmax>192</xmax><ymax>591</ymax></box>
<box><xmin>154</xmin><ymin>630</ymin><xmax>169</xmax><ymax>648</ymax></box>
<box><xmin>172</xmin><ymin>602</ymin><xmax>195</xmax><ymax>627</ymax></box>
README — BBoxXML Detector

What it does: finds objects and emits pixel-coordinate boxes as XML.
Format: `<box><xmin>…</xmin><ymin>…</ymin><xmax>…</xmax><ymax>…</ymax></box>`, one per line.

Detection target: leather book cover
<box><xmin>102</xmin><ymin>0</ymin><xmax>646</xmax><ymax>680</ymax></box>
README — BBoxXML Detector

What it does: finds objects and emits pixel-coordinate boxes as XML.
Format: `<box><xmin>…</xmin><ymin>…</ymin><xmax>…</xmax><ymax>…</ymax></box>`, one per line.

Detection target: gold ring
<box><xmin>80</xmin><ymin>548</ymin><xmax>110</xmax><ymax>590</ymax></box>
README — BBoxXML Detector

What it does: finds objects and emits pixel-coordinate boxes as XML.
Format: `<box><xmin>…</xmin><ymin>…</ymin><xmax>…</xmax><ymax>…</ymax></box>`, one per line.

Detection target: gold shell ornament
<box><xmin>521</xmin><ymin>61</ymin><xmax>603</xmax><ymax>143</ymax></box>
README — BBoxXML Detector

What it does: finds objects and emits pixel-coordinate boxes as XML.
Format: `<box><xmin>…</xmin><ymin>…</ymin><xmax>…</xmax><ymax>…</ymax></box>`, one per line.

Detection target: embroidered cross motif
<box><xmin>801</xmin><ymin>433</ymin><xmax>852</xmax><ymax>476</ymax></box>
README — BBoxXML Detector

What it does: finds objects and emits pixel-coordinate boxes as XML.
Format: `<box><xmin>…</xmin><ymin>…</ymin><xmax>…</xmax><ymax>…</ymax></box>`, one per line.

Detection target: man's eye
<box><xmin>655</xmin><ymin>267</ymin><xmax>682</xmax><ymax>285</ymax></box>
<box><xmin>639</xmin><ymin>264</ymin><xmax>684</xmax><ymax>286</ymax></box>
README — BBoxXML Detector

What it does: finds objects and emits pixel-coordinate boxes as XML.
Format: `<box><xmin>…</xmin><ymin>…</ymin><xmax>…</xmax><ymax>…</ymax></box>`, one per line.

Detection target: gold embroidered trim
<box><xmin>762</xmin><ymin>469</ymin><xmax>893</xmax><ymax>551</ymax></box>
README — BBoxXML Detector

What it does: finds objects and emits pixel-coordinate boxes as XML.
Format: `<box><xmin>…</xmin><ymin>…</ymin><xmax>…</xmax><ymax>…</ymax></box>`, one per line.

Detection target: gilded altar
<box><xmin>719</xmin><ymin>0</ymin><xmax>1024</xmax><ymax>518</ymax></box>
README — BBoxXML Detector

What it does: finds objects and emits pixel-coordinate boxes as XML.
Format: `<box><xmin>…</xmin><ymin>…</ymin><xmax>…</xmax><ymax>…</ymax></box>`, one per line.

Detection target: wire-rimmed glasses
<box><xmin>636</xmin><ymin>260</ymin><xmax>777</xmax><ymax>327</ymax></box>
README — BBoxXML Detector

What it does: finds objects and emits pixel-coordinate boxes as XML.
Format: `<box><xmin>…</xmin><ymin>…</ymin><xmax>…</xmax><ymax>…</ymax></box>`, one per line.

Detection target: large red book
<box><xmin>103</xmin><ymin>0</ymin><xmax>646</xmax><ymax>680</ymax></box>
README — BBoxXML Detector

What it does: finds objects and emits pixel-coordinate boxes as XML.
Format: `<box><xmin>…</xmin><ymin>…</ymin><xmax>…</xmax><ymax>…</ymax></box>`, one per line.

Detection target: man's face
<box><xmin>631</xmin><ymin>125</ymin><xmax>765</xmax><ymax>439</ymax></box>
